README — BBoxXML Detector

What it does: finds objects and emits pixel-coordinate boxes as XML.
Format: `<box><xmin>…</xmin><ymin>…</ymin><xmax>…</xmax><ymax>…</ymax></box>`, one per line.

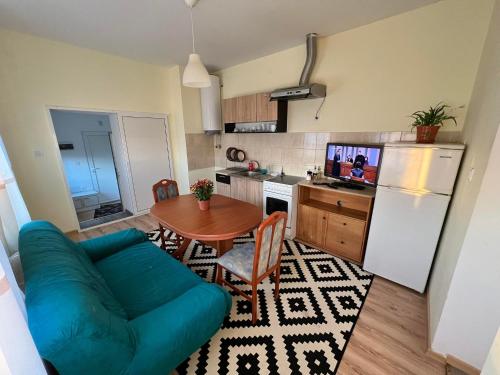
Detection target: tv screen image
<box><xmin>324</xmin><ymin>143</ymin><xmax>382</xmax><ymax>186</ymax></box>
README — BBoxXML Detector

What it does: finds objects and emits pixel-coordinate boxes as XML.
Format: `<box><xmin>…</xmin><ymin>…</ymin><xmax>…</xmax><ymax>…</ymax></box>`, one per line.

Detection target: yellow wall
<box><xmin>0</xmin><ymin>29</ymin><xmax>189</xmax><ymax>232</ymax></box>
<box><xmin>217</xmin><ymin>0</ymin><xmax>493</xmax><ymax>133</ymax></box>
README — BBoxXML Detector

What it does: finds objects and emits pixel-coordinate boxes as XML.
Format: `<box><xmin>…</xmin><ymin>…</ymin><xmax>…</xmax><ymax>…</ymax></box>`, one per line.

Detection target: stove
<box><xmin>263</xmin><ymin>175</ymin><xmax>304</xmax><ymax>239</ymax></box>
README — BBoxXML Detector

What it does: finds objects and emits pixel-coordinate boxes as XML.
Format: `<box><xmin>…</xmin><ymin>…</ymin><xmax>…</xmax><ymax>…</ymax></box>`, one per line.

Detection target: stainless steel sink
<box><xmin>238</xmin><ymin>171</ymin><xmax>260</xmax><ymax>177</ymax></box>
<box><xmin>235</xmin><ymin>171</ymin><xmax>273</xmax><ymax>181</ymax></box>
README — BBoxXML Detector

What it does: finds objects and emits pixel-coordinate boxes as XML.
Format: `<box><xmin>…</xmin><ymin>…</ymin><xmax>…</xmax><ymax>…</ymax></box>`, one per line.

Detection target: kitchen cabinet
<box><xmin>216</xmin><ymin>182</ymin><xmax>231</xmax><ymax>197</ymax></box>
<box><xmin>256</xmin><ymin>92</ymin><xmax>278</xmax><ymax>122</ymax></box>
<box><xmin>297</xmin><ymin>204</ymin><xmax>325</xmax><ymax>247</ymax></box>
<box><xmin>246</xmin><ymin>179</ymin><xmax>263</xmax><ymax>210</ymax></box>
<box><xmin>296</xmin><ymin>182</ymin><xmax>374</xmax><ymax>264</ymax></box>
<box><xmin>223</xmin><ymin>97</ymin><xmax>237</xmax><ymax>124</ymax></box>
<box><xmin>222</xmin><ymin>92</ymin><xmax>287</xmax><ymax>133</ymax></box>
<box><xmin>225</xmin><ymin>176</ymin><xmax>263</xmax><ymax>210</ymax></box>
<box><xmin>235</xmin><ymin>94</ymin><xmax>257</xmax><ymax>123</ymax></box>
<box><xmin>230</xmin><ymin>176</ymin><xmax>248</xmax><ymax>202</ymax></box>
<box><xmin>324</xmin><ymin>213</ymin><xmax>365</xmax><ymax>262</ymax></box>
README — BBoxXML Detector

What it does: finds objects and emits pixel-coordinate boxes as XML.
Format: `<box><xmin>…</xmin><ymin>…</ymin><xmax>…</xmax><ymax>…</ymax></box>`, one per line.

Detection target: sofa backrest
<box><xmin>19</xmin><ymin>221</ymin><xmax>134</xmax><ymax>373</ymax></box>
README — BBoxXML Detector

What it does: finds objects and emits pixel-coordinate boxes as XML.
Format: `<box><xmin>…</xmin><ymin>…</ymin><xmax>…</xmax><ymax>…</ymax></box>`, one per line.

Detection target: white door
<box><xmin>363</xmin><ymin>186</ymin><xmax>450</xmax><ymax>292</ymax></box>
<box><xmin>84</xmin><ymin>132</ymin><xmax>121</xmax><ymax>204</ymax></box>
<box><xmin>121</xmin><ymin>116</ymin><xmax>172</xmax><ymax>212</ymax></box>
<box><xmin>378</xmin><ymin>146</ymin><xmax>463</xmax><ymax>194</ymax></box>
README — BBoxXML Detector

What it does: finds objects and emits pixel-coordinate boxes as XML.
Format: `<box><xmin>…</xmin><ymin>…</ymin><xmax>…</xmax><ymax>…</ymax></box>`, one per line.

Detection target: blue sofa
<box><xmin>19</xmin><ymin>221</ymin><xmax>231</xmax><ymax>375</ymax></box>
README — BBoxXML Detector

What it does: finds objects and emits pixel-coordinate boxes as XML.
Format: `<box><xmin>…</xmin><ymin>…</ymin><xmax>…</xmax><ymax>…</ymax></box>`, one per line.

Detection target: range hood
<box><xmin>270</xmin><ymin>33</ymin><xmax>326</xmax><ymax>101</ymax></box>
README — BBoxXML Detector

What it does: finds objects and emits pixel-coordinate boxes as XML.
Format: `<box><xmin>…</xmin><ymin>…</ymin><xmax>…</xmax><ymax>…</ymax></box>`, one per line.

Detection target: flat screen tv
<box><xmin>324</xmin><ymin>143</ymin><xmax>383</xmax><ymax>187</ymax></box>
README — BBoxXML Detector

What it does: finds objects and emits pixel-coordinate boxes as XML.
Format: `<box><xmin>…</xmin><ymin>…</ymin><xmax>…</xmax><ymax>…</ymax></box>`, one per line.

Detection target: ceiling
<box><xmin>0</xmin><ymin>0</ymin><xmax>439</xmax><ymax>71</ymax></box>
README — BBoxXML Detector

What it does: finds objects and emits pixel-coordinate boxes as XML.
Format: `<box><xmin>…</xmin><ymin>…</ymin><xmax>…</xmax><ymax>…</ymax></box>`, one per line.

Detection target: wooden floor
<box><xmin>68</xmin><ymin>214</ymin><xmax>446</xmax><ymax>375</ymax></box>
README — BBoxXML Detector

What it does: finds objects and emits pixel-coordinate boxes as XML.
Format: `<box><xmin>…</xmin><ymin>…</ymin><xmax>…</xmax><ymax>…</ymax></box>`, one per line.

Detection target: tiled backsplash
<box><xmin>186</xmin><ymin>133</ymin><xmax>215</xmax><ymax>170</ymax></box>
<box><xmin>214</xmin><ymin>131</ymin><xmax>461</xmax><ymax>177</ymax></box>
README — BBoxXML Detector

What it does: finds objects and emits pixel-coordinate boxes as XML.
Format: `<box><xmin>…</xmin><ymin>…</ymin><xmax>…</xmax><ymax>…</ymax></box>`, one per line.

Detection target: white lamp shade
<box><xmin>182</xmin><ymin>53</ymin><xmax>211</xmax><ymax>88</ymax></box>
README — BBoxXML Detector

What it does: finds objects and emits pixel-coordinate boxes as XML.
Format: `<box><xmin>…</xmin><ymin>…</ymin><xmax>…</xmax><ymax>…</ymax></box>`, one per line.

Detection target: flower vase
<box><xmin>198</xmin><ymin>199</ymin><xmax>210</xmax><ymax>211</ymax></box>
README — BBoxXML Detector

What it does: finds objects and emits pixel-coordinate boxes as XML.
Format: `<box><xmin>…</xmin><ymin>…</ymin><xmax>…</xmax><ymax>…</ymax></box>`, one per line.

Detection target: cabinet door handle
<box><xmin>343</xmin><ymin>222</ymin><xmax>347</xmax><ymax>226</ymax></box>
<box><xmin>340</xmin><ymin>240</ymin><xmax>345</xmax><ymax>244</ymax></box>
<box><xmin>337</xmin><ymin>200</ymin><xmax>342</xmax><ymax>207</ymax></box>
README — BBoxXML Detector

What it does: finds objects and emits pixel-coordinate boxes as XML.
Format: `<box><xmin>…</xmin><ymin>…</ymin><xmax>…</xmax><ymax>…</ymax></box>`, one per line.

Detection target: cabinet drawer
<box><xmin>325</xmin><ymin>213</ymin><xmax>365</xmax><ymax>262</ymax></box>
<box><xmin>309</xmin><ymin>188</ymin><xmax>370</xmax><ymax>212</ymax></box>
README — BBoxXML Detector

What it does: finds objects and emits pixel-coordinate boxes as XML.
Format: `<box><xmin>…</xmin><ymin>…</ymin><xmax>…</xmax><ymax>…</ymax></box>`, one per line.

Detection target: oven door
<box><xmin>263</xmin><ymin>191</ymin><xmax>293</xmax><ymax>229</ymax></box>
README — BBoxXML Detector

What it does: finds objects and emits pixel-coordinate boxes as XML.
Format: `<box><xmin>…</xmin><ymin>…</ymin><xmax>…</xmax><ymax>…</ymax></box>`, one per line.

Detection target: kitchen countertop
<box><xmin>216</xmin><ymin>168</ymin><xmax>274</xmax><ymax>182</ymax></box>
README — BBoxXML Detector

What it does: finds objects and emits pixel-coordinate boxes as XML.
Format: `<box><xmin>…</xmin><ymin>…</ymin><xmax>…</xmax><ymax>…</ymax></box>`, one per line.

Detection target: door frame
<box><xmin>46</xmin><ymin>105</ymin><xmax>171</xmax><ymax>231</ymax></box>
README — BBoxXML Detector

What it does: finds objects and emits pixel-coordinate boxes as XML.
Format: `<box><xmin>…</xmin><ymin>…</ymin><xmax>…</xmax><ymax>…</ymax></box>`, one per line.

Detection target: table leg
<box><xmin>172</xmin><ymin>238</ymin><xmax>192</xmax><ymax>261</ymax></box>
<box><xmin>215</xmin><ymin>239</ymin><xmax>234</xmax><ymax>257</ymax></box>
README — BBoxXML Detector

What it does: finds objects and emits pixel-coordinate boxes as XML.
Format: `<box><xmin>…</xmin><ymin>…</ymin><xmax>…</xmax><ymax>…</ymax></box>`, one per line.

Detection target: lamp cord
<box><xmin>190</xmin><ymin>7</ymin><xmax>196</xmax><ymax>53</ymax></box>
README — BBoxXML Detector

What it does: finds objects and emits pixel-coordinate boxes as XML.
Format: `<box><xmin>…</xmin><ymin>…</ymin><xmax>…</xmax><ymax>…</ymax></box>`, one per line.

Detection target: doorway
<box><xmin>51</xmin><ymin>109</ymin><xmax>133</xmax><ymax>229</ymax></box>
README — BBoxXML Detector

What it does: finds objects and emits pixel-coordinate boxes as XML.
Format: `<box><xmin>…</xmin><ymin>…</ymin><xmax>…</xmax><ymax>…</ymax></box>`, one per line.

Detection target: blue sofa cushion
<box><xmin>94</xmin><ymin>241</ymin><xmax>202</xmax><ymax>319</ymax></box>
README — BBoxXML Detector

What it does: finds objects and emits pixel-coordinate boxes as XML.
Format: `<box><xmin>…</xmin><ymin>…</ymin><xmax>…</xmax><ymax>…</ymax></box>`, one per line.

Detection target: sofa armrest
<box><xmin>127</xmin><ymin>283</ymin><xmax>231</xmax><ymax>374</ymax></box>
<box><xmin>78</xmin><ymin>228</ymin><xmax>148</xmax><ymax>262</ymax></box>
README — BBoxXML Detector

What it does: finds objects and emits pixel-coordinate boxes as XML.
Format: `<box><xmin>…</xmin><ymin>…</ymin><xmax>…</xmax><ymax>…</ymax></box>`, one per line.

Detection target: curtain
<box><xmin>0</xmin><ymin>136</ymin><xmax>31</xmax><ymax>311</ymax></box>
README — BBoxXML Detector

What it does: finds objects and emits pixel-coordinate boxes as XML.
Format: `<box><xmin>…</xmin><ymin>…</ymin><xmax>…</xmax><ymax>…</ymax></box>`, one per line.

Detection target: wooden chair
<box><xmin>152</xmin><ymin>179</ymin><xmax>182</xmax><ymax>251</ymax></box>
<box><xmin>216</xmin><ymin>211</ymin><xmax>288</xmax><ymax>324</ymax></box>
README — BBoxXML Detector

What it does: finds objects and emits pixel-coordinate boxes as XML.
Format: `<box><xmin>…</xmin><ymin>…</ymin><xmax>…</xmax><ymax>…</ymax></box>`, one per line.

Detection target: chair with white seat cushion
<box><xmin>216</xmin><ymin>211</ymin><xmax>287</xmax><ymax>324</ymax></box>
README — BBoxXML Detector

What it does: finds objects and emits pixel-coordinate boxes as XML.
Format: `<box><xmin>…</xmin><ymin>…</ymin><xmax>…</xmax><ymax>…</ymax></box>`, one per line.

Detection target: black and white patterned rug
<box><xmin>147</xmin><ymin>229</ymin><xmax>373</xmax><ymax>375</ymax></box>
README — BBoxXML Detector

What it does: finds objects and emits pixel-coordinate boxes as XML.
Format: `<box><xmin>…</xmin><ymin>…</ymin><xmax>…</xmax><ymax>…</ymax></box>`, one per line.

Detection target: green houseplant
<box><xmin>410</xmin><ymin>103</ymin><xmax>457</xmax><ymax>144</ymax></box>
<box><xmin>190</xmin><ymin>179</ymin><xmax>214</xmax><ymax>211</ymax></box>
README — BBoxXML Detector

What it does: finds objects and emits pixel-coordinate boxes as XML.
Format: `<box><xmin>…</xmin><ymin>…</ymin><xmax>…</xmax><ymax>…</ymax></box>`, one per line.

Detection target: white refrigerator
<box><xmin>363</xmin><ymin>143</ymin><xmax>465</xmax><ymax>292</ymax></box>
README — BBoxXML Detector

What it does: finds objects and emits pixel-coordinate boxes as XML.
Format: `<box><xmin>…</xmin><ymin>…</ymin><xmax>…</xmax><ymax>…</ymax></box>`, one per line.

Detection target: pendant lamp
<box><xmin>182</xmin><ymin>0</ymin><xmax>210</xmax><ymax>88</ymax></box>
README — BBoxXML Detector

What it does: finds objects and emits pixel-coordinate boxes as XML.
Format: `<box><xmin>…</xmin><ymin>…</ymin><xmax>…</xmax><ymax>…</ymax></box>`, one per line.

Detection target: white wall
<box><xmin>51</xmin><ymin>110</ymin><xmax>116</xmax><ymax>195</ymax></box>
<box><xmin>0</xmin><ymin>29</ymin><xmax>189</xmax><ymax>232</ymax></box>
<box><xmin>216</xmin><ymin>0</ymin><xmax>493</xmax><ymax>133</ymax></box>
<box><xmin>428</xmin><ymin>0</ymin><xmax>500</xmax><ymax>364</ymax></box>
<box><xmin>432</xmin><ymin>124</ymin><xmax>500</xmax><ymax>368</ymax></box>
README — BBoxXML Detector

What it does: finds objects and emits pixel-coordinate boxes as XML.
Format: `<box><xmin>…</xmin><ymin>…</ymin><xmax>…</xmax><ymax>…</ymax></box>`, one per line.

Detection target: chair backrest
<box><xmin>253</xmin><ymin>211</ymin><xmax>288</xmax><ymax>280</ymax></box>
<box><xmin>152</xmin><ymin>179</ymin><xmax>179</xmax><ymax>203</ymax></box>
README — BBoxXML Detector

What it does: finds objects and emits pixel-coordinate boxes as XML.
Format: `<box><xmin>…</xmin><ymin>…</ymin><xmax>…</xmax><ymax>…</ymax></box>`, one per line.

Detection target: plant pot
<box><xmin>198</xmin><ymin>199</ymin><xmax>210</xmax><ymax>211</ymax></box>
<box><xmin>416</xmin><ymin>125</ymin><xmax>440</xmax><ymax>144</ymax></box>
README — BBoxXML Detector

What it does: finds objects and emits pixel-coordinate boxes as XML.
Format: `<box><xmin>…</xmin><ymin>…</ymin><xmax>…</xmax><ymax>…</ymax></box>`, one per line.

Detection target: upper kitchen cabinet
<box><xmin>235</xmin><ymin>94</ymin><xmax>257</xmax><ymax>123</ymax></box>
<box><xmin>223</xmin><ymin>97</ymin><xmax>237</xmax><ymax>124</ymax></box>
<box><xmin>223</xmin><ymin>91</ymin><xmax>288</xmax><ymax>133</ymax></box>
<box><xmin>256</xmin><ymin>92</ymin><xmax>278</xmax><ymax>122</ymax></box>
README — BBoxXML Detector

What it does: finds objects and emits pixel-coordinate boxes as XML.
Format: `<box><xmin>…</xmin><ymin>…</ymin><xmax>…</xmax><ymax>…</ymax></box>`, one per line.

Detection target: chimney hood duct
<box><xmin>270</xmin><ymin>33</ymin><xmax>326</xmax><ymax>101</ymax></box>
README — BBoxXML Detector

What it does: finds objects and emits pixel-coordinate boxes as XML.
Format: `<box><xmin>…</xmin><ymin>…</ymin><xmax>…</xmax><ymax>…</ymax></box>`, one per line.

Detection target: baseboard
<box><xmin>426</xmin><ymin>348</ymin><xmax>447</xmax><ymax>364</ymax></box>
<box><xmin>424</xmin><ymin>294</ymin><xmax>480</xmax><ymax>374</ymax></box>
<box><xmin>446</xmin><ymin>355</ymin><xmax>480</xmax><ymax>375</ymax></box>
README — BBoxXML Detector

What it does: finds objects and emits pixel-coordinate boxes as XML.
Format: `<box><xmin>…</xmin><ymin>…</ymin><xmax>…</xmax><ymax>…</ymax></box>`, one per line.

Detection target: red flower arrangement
<box><xmin>190</xmin><ymin>179</ymin><xmax>214</xmax><ymax>201</ymax></box>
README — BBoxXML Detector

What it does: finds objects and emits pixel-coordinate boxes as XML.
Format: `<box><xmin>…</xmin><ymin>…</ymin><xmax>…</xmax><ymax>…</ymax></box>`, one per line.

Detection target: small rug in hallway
<box><xmin>148</xmin><ymin>229</ymin><xmax>373</xmax><ymax>375</ymax></box>
<box><xmin>94</xmin><ymin>202</ymin><xmax>123</xmax><ymax>218</ymax></box>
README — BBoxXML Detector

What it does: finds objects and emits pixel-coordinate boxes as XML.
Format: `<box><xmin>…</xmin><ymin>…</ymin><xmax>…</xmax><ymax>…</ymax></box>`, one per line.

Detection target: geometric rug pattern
<box><xmin>147</xmin><ymin>229</ymin><xmax>373</xmax><ymax>375</ymax></box>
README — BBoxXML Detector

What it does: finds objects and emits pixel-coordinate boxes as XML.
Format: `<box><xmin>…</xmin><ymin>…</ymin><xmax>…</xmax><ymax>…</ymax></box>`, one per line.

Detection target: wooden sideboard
<box><xmin>295</xmin><ymin>181</ymin><xmax>375</xmax><ymax>264</ymax></box>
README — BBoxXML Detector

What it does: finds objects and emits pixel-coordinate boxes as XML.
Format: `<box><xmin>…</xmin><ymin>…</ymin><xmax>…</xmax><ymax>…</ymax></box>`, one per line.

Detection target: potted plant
<box><xmin>190</xmin><ymin>179</ymin><xmax>214</xmax><ymax>211</ymax></box>
<box><xmin>410</xmin><ymin>103</ymin><xmax>457</xmax><ymax>144</ymax></box>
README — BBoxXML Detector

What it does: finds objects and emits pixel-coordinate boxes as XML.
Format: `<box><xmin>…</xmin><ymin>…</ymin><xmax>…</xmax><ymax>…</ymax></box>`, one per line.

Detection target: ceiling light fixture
<box><xmin>182</xmin><ymin>0</ymin><xmax>211</xmax><ymax>88</ymax></box>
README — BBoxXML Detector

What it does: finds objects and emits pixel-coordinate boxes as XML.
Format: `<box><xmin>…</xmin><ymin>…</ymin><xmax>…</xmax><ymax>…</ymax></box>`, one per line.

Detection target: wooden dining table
<box><xmin>150</xmin><ymin>194</ymin><xmax>263</xmax><ymax>259</ymax></box>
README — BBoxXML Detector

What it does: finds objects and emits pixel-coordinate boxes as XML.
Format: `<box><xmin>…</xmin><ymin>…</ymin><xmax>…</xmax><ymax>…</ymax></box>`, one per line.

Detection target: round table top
<box><xmin>150</xmin><ymin>194</ymin><xmax>263</xmax><ymax>241</ymax></box>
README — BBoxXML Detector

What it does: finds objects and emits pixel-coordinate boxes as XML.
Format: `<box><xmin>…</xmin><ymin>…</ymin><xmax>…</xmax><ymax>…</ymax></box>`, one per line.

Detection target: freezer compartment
<box><xmin>363</xmin><ymin>186</ymin><xmax>450</xmax><ymax>292</ymax></box>
<box><xmin>378</xmin><ymin>146</ymin><xmax>463</xmax><ymax>195</ymax></box>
